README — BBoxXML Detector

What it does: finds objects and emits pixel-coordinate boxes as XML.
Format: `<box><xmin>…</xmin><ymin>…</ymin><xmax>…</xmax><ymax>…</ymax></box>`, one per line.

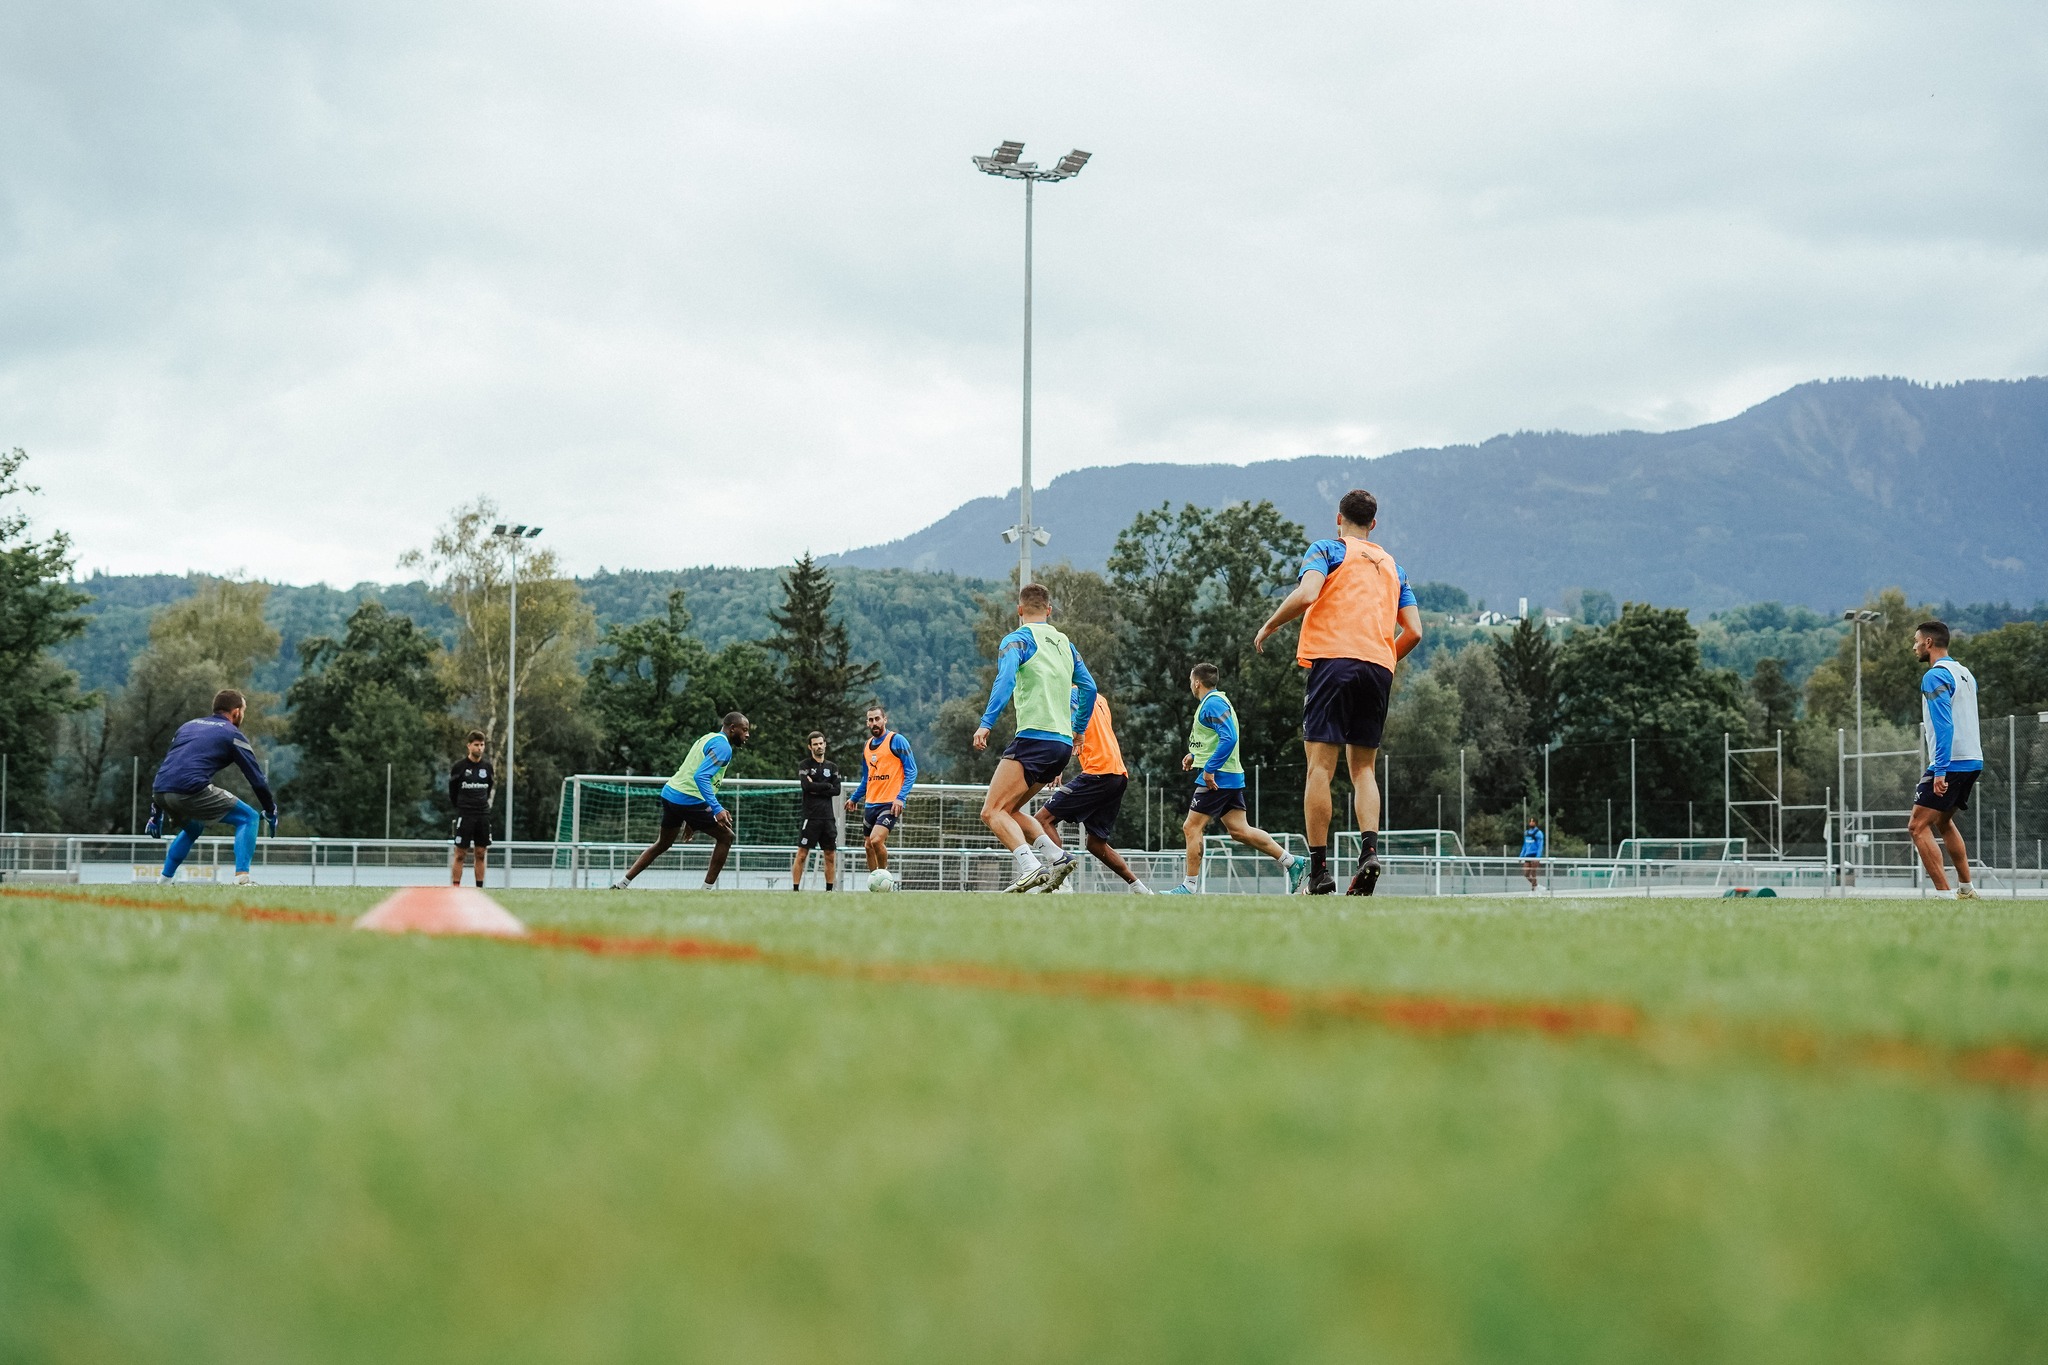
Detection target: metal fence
<box><xmin>8</xmin><ymin>831</ymin><xmax>2047</xmax><ymax>898</ymax></box>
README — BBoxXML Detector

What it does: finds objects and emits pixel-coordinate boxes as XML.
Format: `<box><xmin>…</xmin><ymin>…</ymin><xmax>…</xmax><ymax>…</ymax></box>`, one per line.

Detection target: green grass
<box><xmin>2</xmin><ymin>886</ymin><xmax>2045</xmax><ymax>1365</ymax></box>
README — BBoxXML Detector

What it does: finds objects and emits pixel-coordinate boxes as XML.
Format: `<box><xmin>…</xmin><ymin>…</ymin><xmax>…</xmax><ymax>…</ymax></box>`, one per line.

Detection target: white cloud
<box><xmin>4</xmin><ymin>0</ymin><xmax>2044</xmax><ymax>582</ymax></box>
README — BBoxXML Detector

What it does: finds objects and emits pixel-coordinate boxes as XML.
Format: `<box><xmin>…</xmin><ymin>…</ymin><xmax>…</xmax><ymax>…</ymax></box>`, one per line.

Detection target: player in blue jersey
<box><xmin>145</xmin><ymin>689</ymin><xmax>278</xmax><ymax>886</ymax></box>
<box><xmin>1169</xmin><ymin>662</ymin><xmax>1307</xmax><ymax>895</ymax></box>
<box><xmin>972</xmin><ymin>583</ymin><xmax>1099</xmax><ymax>893</ymax></box>
<box><xmin>1520</xmin><ymin>818</ymin><xmax>1545</xmax><ymax>891</ymax></box>
<box><xmin>612</xmin><ymin>711</ymin><xmax>751</xmax><ymax>890</ymax></box>
<box><xmin>1909</xmin><ymin>621</ymin><xmax>1981</xmax><ymax>899</ymax></box>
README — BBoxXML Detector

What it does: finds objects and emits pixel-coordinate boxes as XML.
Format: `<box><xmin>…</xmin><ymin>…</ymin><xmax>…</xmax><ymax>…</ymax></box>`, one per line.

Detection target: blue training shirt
<box><xmin>846</xmin><ymin>732</ymin><xmax>918</xmax><ymax>806</ymax></box>
<box><xmin>1520</xmin><ymin>827</ymin><xmax>1545</xmax><ymax>858</ymax></box>
<box><xmin>1920</xmin><ymin>659</ymin><xmax>1984</xmax><ymax>776</ymax></box>
<box><xmin>152</xmin><ymin>714</ymin><xmax>276</xmax><ymax>815</ymax></box>
<box><xmin>978</xmin><ymin>627</ymin><xmax>1098</xmax><ymax>745</ymax></box>
<box><xmin>1194</xmin><ymin>693</ymin><xmax>1245</xmax><ymax>790</ymax></box>
<box><xmin>1301</xmin><ymin>540</ymin><xmax>1418</xmax><ymax>609</ymax></box>
<box><xmin>662</xmin><ymin>733</ymin><xmax>734</xmax><ymax>814</ymax></box>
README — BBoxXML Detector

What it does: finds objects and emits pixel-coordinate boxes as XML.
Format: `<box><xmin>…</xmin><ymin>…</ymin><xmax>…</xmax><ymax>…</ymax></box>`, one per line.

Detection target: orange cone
<box><xmin>353</xmin><ymin>885</ymin><xmax>528</xmax><ymax>938</ymax></box>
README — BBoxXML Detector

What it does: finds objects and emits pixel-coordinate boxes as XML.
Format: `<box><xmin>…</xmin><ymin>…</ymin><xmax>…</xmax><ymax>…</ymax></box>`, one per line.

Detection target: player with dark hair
<box><xmin>973</xmin><ymin>582</ymin><xmax>1099</xmax><ymax>893</ymax></box>
<box><xmin>1910</xmin><ymin>619</ymin><xmax>1982</xmax><ymax>899</ymax></box>
<box><xmin>1039</xmin><ymin>686</ymin><xmax>1151</xmax><ymax>894</ymax></box>
<box><xmin>791</xmin><ymin>731</ymin><xmax>844</xmax><ymax>891</ymax></box>
<box><xmin>1520</xmin><ymin>816</ymin><xmax>1545</xmax><ymax>891</ymax></box>
<box><xmin>611</xmin><ymin>711</ymin><xmax>751</xmax><ymax>890</ymax></box>
<box><xmin>1171</xmin><ymin>663</ymin><xmax>1306</xmax><ymax>894</ymax></box>
<box><xmin>1254</xmin><ymin>488</ymin><xmax>1423</xmax><ymax>895</ymax></box>
<box><xmin>847</xmin><ymin>705</ymin><xmax>917</xmax><ymax>881</ymax></box>
<box><xmin>448</xmin><ymin>730</ymin><xmax>495</xmax><ymax>887</ymax></box>
<box><xmin>145</xmin><ymin>688</ymin><xmax>278</xmax><ymax>886</ymax></box>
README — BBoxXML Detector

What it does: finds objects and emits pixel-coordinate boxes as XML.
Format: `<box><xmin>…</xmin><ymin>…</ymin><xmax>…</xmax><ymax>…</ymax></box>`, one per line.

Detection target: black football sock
<box><xmin>1362</xmin><ymin>830</ymin><xmax>1379</xmax><ymax>858</ymax></box>
<box><xmin>1309</xmin><ymin>845</ymin><xmax>1328</xmax><ymax>873</ymax></box>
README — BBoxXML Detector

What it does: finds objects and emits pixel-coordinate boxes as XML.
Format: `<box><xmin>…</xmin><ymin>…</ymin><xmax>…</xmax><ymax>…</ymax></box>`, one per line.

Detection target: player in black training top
<box><xmin>448</xmin><ymin>730</ymin><xmax>496</xmax><ymax>887</ymax></box>
<box><xmin>790</xmin><ymin>731</ymin><xmax>844</xmax><ymax>891</ymax></box>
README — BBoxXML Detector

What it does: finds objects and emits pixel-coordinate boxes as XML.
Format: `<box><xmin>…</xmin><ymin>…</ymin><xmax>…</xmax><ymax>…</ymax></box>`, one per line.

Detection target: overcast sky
<box><xmin>5</xmin><ymin>0</ymin><xmax>2044</xmax><ymax>585</ymax></box>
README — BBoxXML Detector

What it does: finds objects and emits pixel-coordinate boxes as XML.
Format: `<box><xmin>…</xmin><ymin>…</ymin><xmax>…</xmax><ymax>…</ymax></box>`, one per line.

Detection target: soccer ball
<box><xmin>867</xmin><ymin>868</ymin><xmax>896</xmax><ymax>894</ymax></box>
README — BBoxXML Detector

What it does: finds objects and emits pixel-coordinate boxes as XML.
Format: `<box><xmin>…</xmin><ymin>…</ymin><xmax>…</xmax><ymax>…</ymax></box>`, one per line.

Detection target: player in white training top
<box><xmin>1909</xmin><ymin>619</ymin><xmax>1981</xmax><ymax>899</ymax></box>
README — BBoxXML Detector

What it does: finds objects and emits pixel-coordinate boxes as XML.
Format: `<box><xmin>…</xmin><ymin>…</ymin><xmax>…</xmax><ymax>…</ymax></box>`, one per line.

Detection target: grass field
<box><xmin>2</xmin><ymin>885</ymin><xmax>2045</xmax><ymax>1365</ymax></box>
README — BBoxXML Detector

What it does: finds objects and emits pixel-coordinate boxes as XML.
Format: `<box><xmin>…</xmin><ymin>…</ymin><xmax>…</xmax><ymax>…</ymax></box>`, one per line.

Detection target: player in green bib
<box><xmin>1172</xmin><ymin>662</ymin><xmax>1307</xmax><ymax>894</ymax></box>
<box><xmin>973</xmin><ymin>582</ymin><xmax>1100</xmax><ymax>893</ymax></box>
<box><xmin>611</xmin><ymin>711</ymin><xmax>752</xmax><ymax>891</ymax></box>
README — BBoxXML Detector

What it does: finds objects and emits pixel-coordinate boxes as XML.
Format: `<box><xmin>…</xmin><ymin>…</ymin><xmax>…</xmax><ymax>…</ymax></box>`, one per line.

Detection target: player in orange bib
<box><xmin>1037</xmin><ymin>689</ymin><xmax>1153</xmax><ymax>894</ymax></box>
<box><xmin>1254</xmin><ymin>488</ymin><xmax>1423</xmax><ymax>896</ymax></box>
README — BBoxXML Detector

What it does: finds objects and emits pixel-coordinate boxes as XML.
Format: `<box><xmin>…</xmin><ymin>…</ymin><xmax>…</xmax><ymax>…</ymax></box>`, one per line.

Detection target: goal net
<box><xmin>556</xmin><ymin>776</ymin><xmax>1005</xmax><ymax>849</ymax></box>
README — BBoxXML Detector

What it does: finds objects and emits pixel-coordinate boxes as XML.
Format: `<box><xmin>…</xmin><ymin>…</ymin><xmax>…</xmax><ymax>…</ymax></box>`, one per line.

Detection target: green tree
<box><xmin>1492</xmin><ymin>616</ymin><xmax>1559</xmax><ymax>746</ymax></box>
<box><xmin>284</xmin><ymin>602</ymin><xmax>452</xmax><ymax>837</ymax></box>
<box><xmin>1805</xmin><ymin>588</ymin><xmax>1933</xmax><ymax>728</ymax></box>
<box><xmin>63</xmin><ymin>578</ymin><xmax>284</xmax><ymax>831</ymax></box>
<box><xmin>929</xmin><ymin>564</ymin><xmax>1124</xmax><ymax>783</ymax></box>
<box><xmin>1433</xmin><ymin>642</ymin><xmax>1532</xmax><ymax>818</ymax></box>
<box><xmin>1748</xmin><ymin>657</ymin><xmax>1800</xmax><ymax>737</ymax></box>
<box><xmin>1107</xmin><ymin>501</ymin><xmax>1307</xmax><ymax>820</ymax></box>
<box><xmin>405</xmin><ymin>499</ymin><xmax>599</xmax><ymax>838</ymax></box>
<box><xmin>0</xmin><ymin>450</ymin><xmax>93</xmax><ymax>830</ymax></box>
<box><xmin>587</xmin><ymin>590</ymin><xmax>786</xmax><ymax>782</ymax></box>
<box><xmin>1551</xmin><ymin>604</ymin><xmax>1747</xmax><ymax>839</ymax></box>
<box><xmin>760</xmin><ymin>553</ymin><xmax>880</xmax><ymax>765</ymax></box>
<box><xmin>1954</xmin><ymin>621</ymin><xmax>2048</xmax><ymax>719</ymax></box>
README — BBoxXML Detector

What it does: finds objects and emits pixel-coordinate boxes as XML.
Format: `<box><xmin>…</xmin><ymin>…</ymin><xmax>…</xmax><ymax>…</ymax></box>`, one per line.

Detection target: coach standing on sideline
<box><xmin>448</xmin><ymin>730</ymin><xmax>495</xmax><ymax>888</ymax></box>
<box><xmin>791</xmin><ymin>731</ymin><xmax>844</xmax><ymax>891</ymax></box>
<box><xmin>1252</xmin><ymin>488</ymin><xmax>1423</xmax><ymax>897</ymax></box>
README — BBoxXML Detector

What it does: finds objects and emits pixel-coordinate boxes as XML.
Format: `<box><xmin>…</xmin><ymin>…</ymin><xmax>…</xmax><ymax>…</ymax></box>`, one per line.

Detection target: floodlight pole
<box><xmin>492</xmin><ymin>524</ymin><xmax>544</xmax><ymax>888</ymax></box>
<box><xmin>1020</xmin><ymin>175</ymin><xmax>1035</xmax><ymax>588</ymax></box>
<box><xmin>974</xmin><ymin>141</ymin><xmax>1089</xmax><ymax>587</ymax></box>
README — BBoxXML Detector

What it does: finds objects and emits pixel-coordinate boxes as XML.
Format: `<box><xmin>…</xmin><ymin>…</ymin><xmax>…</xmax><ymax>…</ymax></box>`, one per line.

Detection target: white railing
<box><xmin>6</xmin><ymin>831</ymin><xmax>2047</xmax><ymax>897</ymax></box>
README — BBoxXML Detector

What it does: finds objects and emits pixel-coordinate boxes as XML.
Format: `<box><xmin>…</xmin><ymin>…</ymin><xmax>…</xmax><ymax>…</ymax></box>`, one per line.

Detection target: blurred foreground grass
<box><xmin>1</xmin><ymin>886</ymin><xmax>2043</xmax><ymax>1365</ymax></box>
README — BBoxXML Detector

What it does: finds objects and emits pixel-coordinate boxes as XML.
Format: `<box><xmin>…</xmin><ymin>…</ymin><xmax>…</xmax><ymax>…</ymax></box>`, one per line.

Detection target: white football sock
<box><xmin>1273</xmin><ymin>850</ymin><xmax>1294</xmax><ymax>869</ymax></box>
<box><xmin>1032</xmin><ymin>833</ymin><xmax>1065</xmax><ymax>862</ymax></box>
<box><xmin>1181</xmin><ymin>875</ymin><xmax>1199</xmax><ymax>892</ymax></box>
<box><xmin>1014</xmin><ymin>848</ymin><xmax>1043</xmax><ymax>874</ymax></box>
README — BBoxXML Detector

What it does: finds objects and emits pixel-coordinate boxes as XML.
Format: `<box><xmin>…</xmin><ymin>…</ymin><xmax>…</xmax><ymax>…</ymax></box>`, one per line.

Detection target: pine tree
<box><xmin>761</xmin><ymin>553</ymin><xmax>881</xmax><ymax>761</ymax></box>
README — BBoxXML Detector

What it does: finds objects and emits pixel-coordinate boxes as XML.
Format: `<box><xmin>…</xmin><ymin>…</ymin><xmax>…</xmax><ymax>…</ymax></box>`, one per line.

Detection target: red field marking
<box><xmin>7</xmin><ymin>886</ymin><xmax>2046</xmax><ymax>1092</ymax></box>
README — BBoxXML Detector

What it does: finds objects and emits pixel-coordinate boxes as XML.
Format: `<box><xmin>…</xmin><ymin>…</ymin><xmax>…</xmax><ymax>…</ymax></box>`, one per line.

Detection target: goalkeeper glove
<box><xmin>143</xmin><ymin>803</ymin><xmax>163</xmax><ymax>839</ymax></box>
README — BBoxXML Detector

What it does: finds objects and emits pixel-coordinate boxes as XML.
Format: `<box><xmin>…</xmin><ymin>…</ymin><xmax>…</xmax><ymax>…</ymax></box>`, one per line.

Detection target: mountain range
<box><xmin>827</xmin><ymin>377</ymin><xmax>2048</xmax><ymax>612</ymax></box>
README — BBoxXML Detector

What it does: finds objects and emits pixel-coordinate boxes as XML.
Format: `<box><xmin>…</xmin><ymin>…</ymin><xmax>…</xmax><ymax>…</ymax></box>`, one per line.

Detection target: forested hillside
<box><xmin>832</xmin><ymin>377</ymin><xmax>2048</xmax><ymax>612</ymax></box>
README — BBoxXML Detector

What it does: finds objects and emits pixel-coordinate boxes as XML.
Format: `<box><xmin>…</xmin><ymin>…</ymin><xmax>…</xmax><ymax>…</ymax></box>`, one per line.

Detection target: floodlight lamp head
<box><xmin>993</xmin><ymin>141</ymin><xmax>1024</xmax><ymax>164</ymax></box>
<box><xmin>525</xmin><ymin>526</ymin><xmax>543</xmax><ymax>538</ymax></box>
<box><xmin>492</xmin><ymin>523</ymin><xmax>508</xmax><ymax>536</ymax></box>
<box><xmin>1000</xmin><ymin>526</ymin><xmax>1022</xmax><ymax>545</ymax></box>
<box><xmin>1031</xmin><ymin>528</ymin><xmax>1051</xmax><ymax>547</ymax></box>
<box><xmin>1052</xmin><ymin>150</ymin><xmax>1091</xmax><ymax>178</ymax></box>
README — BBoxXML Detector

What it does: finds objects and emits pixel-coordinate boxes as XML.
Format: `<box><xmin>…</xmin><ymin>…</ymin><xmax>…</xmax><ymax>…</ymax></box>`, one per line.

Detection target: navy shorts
<box><xmin>1189</xmin><ymin>783</ymin><xmax>1247</xmax><ymax>818</ymax></box>
<box><xmin>659</xmin><ymin>796</ymin><xmax>725</xmax><ymax>836</ymax></box>
<box><xmin>1302</xmin><ymin>657</ymin><xmax>1393</xmax><ymax>747</ymax></box>
<box><xmin>1001</xmin><ymin>735</ymin><xmax>1074</xmax><ymax>786</ymax></box>
<box><xmin>1914</xmin><ymin>769</ymin><xmax>1979</xmax><ymax>814</ymax></box>
<box><xmin>862</xmin><ymin>803</ymin><xmax>899</xmax><ymax>834</ymax></box>
<box><xmin>1040</xmin><ymin>773</ymin><xmax>1129</xmax><ymax>841</ymax></box>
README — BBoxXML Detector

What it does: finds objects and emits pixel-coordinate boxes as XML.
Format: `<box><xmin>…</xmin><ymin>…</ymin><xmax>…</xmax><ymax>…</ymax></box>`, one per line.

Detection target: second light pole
<box><xmin>973</xmin><ymin>140</ymin><xmax>1090</xmax><ymax>586</ymax></box>
<box><xmin>491</xmin><ymin>522</ymin><xmax>543</xmax><ymax>886</ymax></box>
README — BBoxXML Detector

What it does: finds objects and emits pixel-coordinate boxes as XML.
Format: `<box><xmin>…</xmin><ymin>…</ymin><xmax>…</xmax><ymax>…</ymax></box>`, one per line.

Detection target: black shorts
<box><xmin>1040</xmin><ymin>773</ymin><xmax>1128</xmax><ymax>841</ymax></box>
<box><xmin>862</xmin><ymin>804</ymin><xmax>899</xmax><ymax>834</ymax></box>
<box><xmin>659</xmin><ymin>796</ymin><xmax>725</xmax><ymax>836</ymax></box>
<box><xmin>1914</xmin><ymin>769</ymin><xmax>1980</xmax><ymax>814</ymax></box>
<box><xmin>1001</xmin><ymin>735</ymin><xmax>1074</xmax><ymax>786</ymax></box>
<box><xmin>1302</xmin><ymin>657</ymin><xmax>1394</xmax><ymax>747</ymax></box>
<box><xmin>797</xmin><ymin>815</ymin><xmax>838</xmax><ymax>851</ymax></box>
<box><xmin>451</xmin><ymin>813</ymin><xmax>493</xmax><ymax>848</ymax></box>
<box><xmin>1189</xmin><ymin>784</ymin><xmax>1247</xmax><ymax>818</ymax></box>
